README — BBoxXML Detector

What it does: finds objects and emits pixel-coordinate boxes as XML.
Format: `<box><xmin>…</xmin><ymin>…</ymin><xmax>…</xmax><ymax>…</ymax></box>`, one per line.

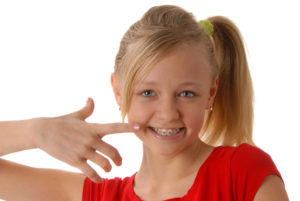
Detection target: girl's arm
<box><xmin>0</xmin><ymin>119</ymin><xmax>36</xmax><ymax>156</ymax></box>
<box><xmin>0</xmin><ymin>98</ymin><xmax>138</xmax><ymax>201</ymax></box>
<box><xmin>254</xmin><ymin>175</ymin><xmax>289</xmax><ymax>201</ymax></box>
<box><xmin>0</xmin><ymin>117</ymin><xmax>85</xmax><ymax>201</ymax></box>
<box><xmin>0</xmin><ymin>158</ymin><xmax>85</xmax><ymax>201</ymax></box>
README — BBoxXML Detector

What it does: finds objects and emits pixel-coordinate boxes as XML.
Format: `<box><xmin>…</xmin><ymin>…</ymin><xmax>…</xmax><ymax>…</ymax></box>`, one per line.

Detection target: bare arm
<box><xmin>0</xmin><ymin>119</ymin><xmax>36</xmax><ymax>156</ymax></box>
<box><xmin>0</xmin><ymin>117</ymin><xmax>85</xmax><ymax>201</ymax></box>
<box><xmin>254</xmin><ymin>175</ymin><xmax>289</xmax><ymax>201</ymax></box>
<box><xmin>0</xmin><ymin>98</ymin><xmax>139</xmax><ymax>201</ymax></box>
<box><xmin>0</xmin><ymin>159</ymin><xmax>85</xmax><ymax>201</ymax></box>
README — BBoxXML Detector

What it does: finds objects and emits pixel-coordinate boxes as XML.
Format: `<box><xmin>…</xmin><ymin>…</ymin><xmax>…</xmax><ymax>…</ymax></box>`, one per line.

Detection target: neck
<box><xmin>136</xmin><ymin>139</ymin><xmax>213</xmax><ymax>185</ymax></box>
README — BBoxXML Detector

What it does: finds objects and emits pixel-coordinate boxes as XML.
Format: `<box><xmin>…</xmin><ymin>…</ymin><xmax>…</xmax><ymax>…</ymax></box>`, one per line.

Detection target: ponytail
<box><xmin>200</xmin><ymin>16</ymin><xmax>255</xmax><ymax>146</ymax></box>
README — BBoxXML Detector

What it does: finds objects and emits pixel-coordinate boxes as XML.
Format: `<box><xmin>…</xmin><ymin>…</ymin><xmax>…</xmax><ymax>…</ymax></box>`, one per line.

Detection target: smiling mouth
<box><xmin>149</xmin><ymin>127</ymin><xmax>184</xmax><ymax>136</ymax></box>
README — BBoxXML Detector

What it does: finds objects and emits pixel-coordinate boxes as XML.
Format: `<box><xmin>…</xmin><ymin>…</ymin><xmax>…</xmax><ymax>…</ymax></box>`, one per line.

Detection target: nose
<box><xmin>155</xmin><ymin>95</ymin><xmax>180</xmax><ymax>122</ymax></box>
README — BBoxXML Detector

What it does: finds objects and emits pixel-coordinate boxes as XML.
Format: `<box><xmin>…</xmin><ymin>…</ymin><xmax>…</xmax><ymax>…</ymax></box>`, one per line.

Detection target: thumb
<box><xmin>70</xmin><ymin>98</ymin><xmax>95</xmax><ymax>120</ymax></box>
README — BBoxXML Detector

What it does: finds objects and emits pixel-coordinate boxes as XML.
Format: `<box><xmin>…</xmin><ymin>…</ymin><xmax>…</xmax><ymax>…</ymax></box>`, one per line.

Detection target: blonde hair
<box><xmin>114</xmin><ymin>5</ymin><xmax>254</xmax><ymax>146</ymax></box>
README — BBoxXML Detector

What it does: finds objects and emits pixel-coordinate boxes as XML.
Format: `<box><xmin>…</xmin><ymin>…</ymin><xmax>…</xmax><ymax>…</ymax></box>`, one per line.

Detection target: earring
<box><xmin>118</xmin><ymin>106</ymin><xmax>121</xmax><ymax>111</ymax></box>
<box><xmin>210</xmin><ymin>105</ymin><xmax>213</xmax><ymax>111</ymax></box>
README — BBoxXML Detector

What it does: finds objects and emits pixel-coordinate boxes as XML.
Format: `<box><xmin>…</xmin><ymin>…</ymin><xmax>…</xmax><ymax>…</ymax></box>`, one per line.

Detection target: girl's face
<box><xmin>113</xmin><ymin>43</ymin><xmax>218</xmax><ymax>156</ymax></box>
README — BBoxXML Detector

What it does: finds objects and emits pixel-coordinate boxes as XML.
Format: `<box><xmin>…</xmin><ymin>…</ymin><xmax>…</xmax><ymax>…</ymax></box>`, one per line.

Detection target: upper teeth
<box><xmin>152</xmin><ymin>127</ymin><xmax>181</xmax><ymax>136</ymax></box>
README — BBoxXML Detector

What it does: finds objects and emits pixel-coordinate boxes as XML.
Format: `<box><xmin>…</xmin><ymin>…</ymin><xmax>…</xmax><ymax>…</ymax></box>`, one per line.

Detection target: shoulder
<box><xmin>253</xmin><ymin>174</ymin><xmax>289</xmax><ymax>201</ymax></box>
<box><xmin>208</xmin><ymin>143</ymin><xmax>281</xmax><ymax>179</ymax></box>
<box><xmin>231</xmin><ymin>143</ymin><xmax>281</xmax><ymax>178</ymax></box>
<box><xmin>229</xmin><ymin>143</ymin><xmax>284</xmax><ymax>201</ymax></box>
<box><xmin>207</xmin><ymin>143</ymin><xmax>282</xmax><ymax>184</ymax></box>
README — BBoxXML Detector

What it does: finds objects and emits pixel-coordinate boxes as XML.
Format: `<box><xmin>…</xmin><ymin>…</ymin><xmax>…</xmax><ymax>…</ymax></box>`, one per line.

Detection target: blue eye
<box><xmin>180</xmin><ymin>91</ymin><xmax>195</xmax><ymax>97</ymax></box>
<box><xmin>141</xmin><ymin>90</ymin><xmax>155</xmax><ymax>97</ymax></box>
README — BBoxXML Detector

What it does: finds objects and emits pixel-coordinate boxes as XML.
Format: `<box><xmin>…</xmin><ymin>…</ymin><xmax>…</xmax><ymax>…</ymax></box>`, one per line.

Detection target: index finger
<box><xmin>91</xmin><ymin>123</ymin><xmax>140</xmax><ymax>136</ymax></box>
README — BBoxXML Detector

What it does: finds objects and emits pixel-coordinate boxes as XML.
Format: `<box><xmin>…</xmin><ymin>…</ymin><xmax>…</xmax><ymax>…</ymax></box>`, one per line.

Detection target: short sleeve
<box><xmin>231</xmin><ymin>143</ymin><xmax>283</xmax><ymax>201</ymax></box>
<box><xmin>82</xmin><ymin>177</ymin><xmax>123</xmax><ymax>201</ymax></box>
<box><xmin>82</xmin><ymin>177</ymin><xmax>102</xmax><ymax>201</ymax></box>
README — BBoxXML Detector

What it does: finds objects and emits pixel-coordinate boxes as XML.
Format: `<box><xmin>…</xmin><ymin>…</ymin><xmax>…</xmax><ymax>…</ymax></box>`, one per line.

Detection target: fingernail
<box><xmin>133</xmin><ymin>125</ymin><xmax>140</xmax><ymax>130</ymax></box>
<box><xmin>95</xmin><ymin>177</ymin><xmax>102</xmax><ymax>183</ymax></box>
<box><xmin>92</xmin><ymin>176</ymin><xmax>102</xmax><ymax>183</ymax></box>
<box><xmin>86</xmin><ymin>97</ymin><xmax>91</xmax><ymax>104</ymax></box>
<box><xmin>117</xmin><ymin>159</ymin><xmax>122</xmax><ymax>166</ymax></box>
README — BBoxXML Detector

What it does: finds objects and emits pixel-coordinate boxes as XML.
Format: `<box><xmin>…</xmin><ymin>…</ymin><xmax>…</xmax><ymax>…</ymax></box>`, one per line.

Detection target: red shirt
<box><xmin>82</xmin><ymin>143</ymin><xmax>282</xmax><ymax>201</ymax></box>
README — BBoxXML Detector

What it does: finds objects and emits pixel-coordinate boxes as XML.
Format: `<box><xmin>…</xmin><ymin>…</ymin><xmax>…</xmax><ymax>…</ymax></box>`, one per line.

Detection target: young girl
<box><xmin>0</xmin><ymin>5</ymin><xmax>289</xmax><ymax>201</ymax></box>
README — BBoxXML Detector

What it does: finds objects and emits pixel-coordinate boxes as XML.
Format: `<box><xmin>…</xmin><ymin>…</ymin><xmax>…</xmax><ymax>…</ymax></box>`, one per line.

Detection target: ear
<box><xmin>206</xmin><ymin>77</ymin><xmax>219</xmax><ymax>110</ymax></box>
<box><xmin>111</xmin><ymin>73</ymin><xmax>122</xmax><ymax>106</ymax></box>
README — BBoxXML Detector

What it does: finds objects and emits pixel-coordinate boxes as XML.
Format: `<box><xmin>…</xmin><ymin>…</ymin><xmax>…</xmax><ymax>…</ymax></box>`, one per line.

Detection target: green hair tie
<box><xmin>198</xmin><ymin>20</ymin><xmax>214</xmax><ymax>36</ymax></box>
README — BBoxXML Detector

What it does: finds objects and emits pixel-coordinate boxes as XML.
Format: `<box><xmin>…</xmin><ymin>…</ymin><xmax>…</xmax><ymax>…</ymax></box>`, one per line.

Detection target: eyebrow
<box><xmin>140</xmin><ymin>81</ymin><xmax>202</xmax><ymax>87</ymax></box>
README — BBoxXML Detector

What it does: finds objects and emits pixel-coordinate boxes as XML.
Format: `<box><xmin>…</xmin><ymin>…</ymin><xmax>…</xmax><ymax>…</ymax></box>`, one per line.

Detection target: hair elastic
<box><xmin>198</xmin><ymin>20</ymin><xmax>214</xmax><ymax>36</ymax></box>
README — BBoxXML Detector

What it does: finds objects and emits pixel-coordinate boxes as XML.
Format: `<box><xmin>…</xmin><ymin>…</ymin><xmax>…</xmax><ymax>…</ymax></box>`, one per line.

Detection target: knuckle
<box><xmin>85</xmin><ymin>170</ymin><xmax>98</xmax><ymax>181</ymax></box>
<box><xmin>72</xmin><ymin>156</ymin><xmax>86</xmax><ymax>167</ymax></box>
<box><xmin>110</xmin><ymin>149</ymin><xmax>121</xmax><ymax>161</ymax></box>
<box><xmin>85</xmin><ymin>168</ymin><xmax>96</xmax><ymax>177</ymax></box>
<box><xmin>100</xmin><ymin>158</ymin><xmax>112</xmax><ymax>172</ymax></box>
<box><xmin>76</xmin><ymin>161</ymin><xmax>94</xmax><ymax>176</ymax></box>
<box><xmin>92</xmin><ymin>123</ymin><xmax>104</xmax><ymax>134</ymax></box>
<box><xmin>82</xmin><ymin>135</ymin><xmax>95</xmax><ymax>144</ymax></box>
<box><xmin>79</xmin><ymin>146</ymin><xmax>92</xmax><ymax>156</ymax></box>
<box><xmin>83</xmin><ymin>137</ymin><xmax>95</xmax><ymax>147</ymax></box>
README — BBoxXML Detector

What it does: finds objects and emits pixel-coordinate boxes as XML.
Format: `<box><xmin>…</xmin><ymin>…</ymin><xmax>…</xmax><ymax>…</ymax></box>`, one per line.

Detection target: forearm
<box><xmin>0</xmin><ymin>118</ymin><xmax>39</xmax><ymax>156</ymax></box>
<box><xmin>0</xmin><ymin>158</ymin><xmax>84</xmax><ymax>201</ymax></box>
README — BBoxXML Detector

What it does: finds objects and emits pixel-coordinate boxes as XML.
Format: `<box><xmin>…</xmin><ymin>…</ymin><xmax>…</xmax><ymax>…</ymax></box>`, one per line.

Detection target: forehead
<box><xmin>140</xmin><ymin>43</ymin><xmax>212</xmax><ymax>84</ymax></box>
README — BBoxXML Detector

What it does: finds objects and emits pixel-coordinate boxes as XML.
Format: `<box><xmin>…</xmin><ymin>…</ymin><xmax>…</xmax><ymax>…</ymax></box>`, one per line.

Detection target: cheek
<box><xmin>127</xmin><ymin>100</ymin><xmax>154</xmax><ymax>141</ymax></box>
<box><xmin>181</xmin><ymin>104</ymin><xmax>206</xmax><ymax>134</ymax></box>
<box><xmin>127</xmin><ymin>100</ymin><xmax>152</xmax><ymax>128</ymax></box>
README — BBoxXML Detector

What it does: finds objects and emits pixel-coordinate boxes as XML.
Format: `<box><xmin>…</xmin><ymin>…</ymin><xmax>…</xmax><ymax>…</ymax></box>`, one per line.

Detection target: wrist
<box><xmin>26</xmin><ymin>117</ymin><xmax>47</xmax><ymax>149</ymax></box>
<box><xmin>0</xmin><ymin>118</ymin><xmax>42</xmax><ymax>156</ymax></box>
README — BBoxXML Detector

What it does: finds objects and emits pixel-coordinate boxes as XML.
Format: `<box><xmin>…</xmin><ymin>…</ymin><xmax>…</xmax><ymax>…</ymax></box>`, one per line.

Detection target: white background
<box><xmin>0</xmin><ymin>0</ymin><xmax>299</xmax><ymax>200</ymax></box>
